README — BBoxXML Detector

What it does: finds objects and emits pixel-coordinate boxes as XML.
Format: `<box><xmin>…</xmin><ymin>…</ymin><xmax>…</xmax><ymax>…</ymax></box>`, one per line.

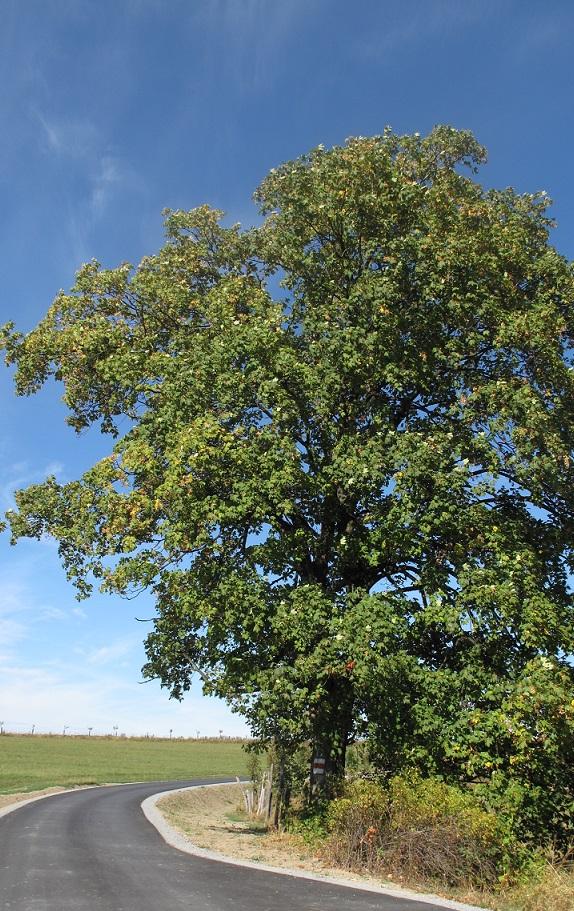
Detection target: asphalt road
<box><xmin>0</xmin><ymin>780</ymin><xmax>455</xmax><ymax>911</ymax></box>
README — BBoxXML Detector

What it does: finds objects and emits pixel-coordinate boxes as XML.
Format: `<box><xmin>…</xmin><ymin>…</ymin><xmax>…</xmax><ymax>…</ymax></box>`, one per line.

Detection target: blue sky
<box><xmin>1</xmin><ymin>0</ymin><xmax>573</xmax><ymax>737</ymax></box>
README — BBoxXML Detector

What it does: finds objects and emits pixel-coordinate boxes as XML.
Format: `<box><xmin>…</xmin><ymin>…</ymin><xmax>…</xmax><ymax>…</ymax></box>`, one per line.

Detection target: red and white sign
<box><xmin>313</xmin><ymin>757</ymin><xmax>326</xmax><ymax>775</ymax></box>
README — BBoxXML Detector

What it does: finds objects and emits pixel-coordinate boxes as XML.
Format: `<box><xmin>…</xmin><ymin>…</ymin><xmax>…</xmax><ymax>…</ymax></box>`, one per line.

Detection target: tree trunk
<box><xmin>309</xmin><ymin>676</ymin><xmax>354</xmax><ymax>801</ymax></box>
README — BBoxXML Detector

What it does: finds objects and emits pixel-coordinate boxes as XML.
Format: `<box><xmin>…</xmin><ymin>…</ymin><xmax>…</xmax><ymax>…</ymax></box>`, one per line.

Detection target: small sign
<box><xmin>313</xmin><ymin>757</ymin><xmax>326</xmax><ymax>776</ymax></box>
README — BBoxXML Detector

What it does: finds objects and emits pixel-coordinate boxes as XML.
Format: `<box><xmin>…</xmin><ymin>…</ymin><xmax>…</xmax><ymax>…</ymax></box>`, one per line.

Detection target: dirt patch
<box><xmin>157</xmin><ymin>784</ymin><xmax>394</xmax><ymax>884</ymax></box>
<box><xmin>0</xmin><ymin>787</ymin><xmax>67</xmax><ymax>809</ymax></box>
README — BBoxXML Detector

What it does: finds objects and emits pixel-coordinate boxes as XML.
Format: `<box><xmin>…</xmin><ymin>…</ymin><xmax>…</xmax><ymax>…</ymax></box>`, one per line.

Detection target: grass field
<box><xmin>0</xmin><ymin>734</ymin><xmax>250</xmax><ymax>793</ymax></box>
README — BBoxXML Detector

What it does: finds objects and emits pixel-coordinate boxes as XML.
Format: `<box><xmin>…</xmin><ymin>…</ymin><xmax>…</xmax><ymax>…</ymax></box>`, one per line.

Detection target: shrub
<box><xmin>286</xmin><ymin>801</ymin><xmax>330</xmax><ymax>846</ymax></box>
<box><xmin>326</xmin><ymin>780</ymin><xmax>389</xmax><ymax>870</ymax></box>
<box><xmin>325</xmin><ymin>773</ymin><xmax>509</xmax><ymax>887</ymax></box>
<box><xmin>384</xmin><ymin>774</ymin><xmax>505</xmax><ymax>886</ymax></box>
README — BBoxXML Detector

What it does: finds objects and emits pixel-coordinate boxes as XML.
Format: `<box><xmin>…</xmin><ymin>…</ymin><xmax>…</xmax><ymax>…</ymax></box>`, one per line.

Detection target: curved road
<box><xmin>0</xmin><ymin>780</ymin><xmax>457</xmax><ymax>910</ymax></box>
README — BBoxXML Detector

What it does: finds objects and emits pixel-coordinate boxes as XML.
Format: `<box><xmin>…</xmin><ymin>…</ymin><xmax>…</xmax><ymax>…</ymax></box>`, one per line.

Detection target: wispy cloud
<box><xmin>0</xmin><ymin>658</ymin><xmax>247</xmax><ymax>737</ymax></box>
<box><xmin>82</xmin><ymin>636</ymin><xmax>139</xmax><ymax>667</ymax></box>
<box><xmin>90</xmin><ymin>154</ymin><xmax>123</xmax><ymax>216</ymax></box>
<box><xmin>191</xmin><ymin>0</ymin><xmax>320</xmax><ymax>94</ymax></box>
<box><xmin>0</xmin><ymin>662</ymin><xmax>127</xmax><ymax>734</ymax></box>
<box><xmin>33</xmin><ymin>110</ymin><xmax>132</xmax><ymax>229</ymax></box>
<box><xmin>511</xmin><ymin>6</ymin><xmax>572</xmax><ymax>58</ymax></box>
<box><xmin>35</xmin><ymin>112</ymin><xmax>100</xmax><ymax>159</ymax></box>
<box><xmin>0</xmin><ymin>562</ymin><xmax>83</xmax><ymax>657</ymax></box>
<box><xmin>0</xmin><ymin>577</ymin><xmax>29</xmax><ymax>616</ymax></box>
<box><xmin>355</xmin><ymin>0</ymin><xmax>504</xmax><ymax>59</ymax></box>
<box><xmin>0</xmin><ymin>577</ymin><xmax>36</xmax><ymax>655</ymax></box>
<box><xmin>39</xmin><ymin>607</ymin><xmax>68</xmax><ymax>621</ymax></box>
<box><xmin>353</xmin><ymin>0</ymin><xmax>571</xmax><ymax>67</ymax></box>
<box><xmin>0</xmin><ymin>616</ymin><xmax>27</xmax><ymax>650</ymax></box>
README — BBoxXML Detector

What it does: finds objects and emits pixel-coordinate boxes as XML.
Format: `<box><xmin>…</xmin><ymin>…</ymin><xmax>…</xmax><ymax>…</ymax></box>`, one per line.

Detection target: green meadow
<box><xmin>0</xmin><ymin>734</ymin><xmax>250</xmax><ymax>793</ymax></box>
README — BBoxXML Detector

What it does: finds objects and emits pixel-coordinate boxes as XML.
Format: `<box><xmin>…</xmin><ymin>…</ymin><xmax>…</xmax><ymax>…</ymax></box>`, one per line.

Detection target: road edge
<box><xmin>0</xmin><ymin>787</ymin><xmax>91</xmax><ymax>819</ymax></box>
<box><xmin>0</xmin><ymin>780</ymin><xmax>139</xmax><ymax>820</ymax></box>
<box><xmin>142</xmin><ymin>783</ymin><xmax>489</xmax><ymax>911</ymax></box>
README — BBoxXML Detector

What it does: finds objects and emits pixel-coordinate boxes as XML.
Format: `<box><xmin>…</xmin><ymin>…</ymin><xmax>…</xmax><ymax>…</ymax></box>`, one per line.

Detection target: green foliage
<box><xmin>3</xmin><ymin>126</ymin><xmax>574</xmax><ymax>841</ymax></box>
<box><xmin>363</xmin><ymin>656</ymin><xmax>574</xmax><ymax>844</ymax></box>
<box><xmin>474</xmin><ymin>659</ymin><xmax>574</xmax><ymax>845</ymax></box>
<box><xmin>286</xmin><ymin>800</ymin><xmax>330</xmax><ymax>846</ymax></box>
<box><xmin>345</xmin><ymin>741</ymin><xmax>378</xmax><ymax>779</ymax></box>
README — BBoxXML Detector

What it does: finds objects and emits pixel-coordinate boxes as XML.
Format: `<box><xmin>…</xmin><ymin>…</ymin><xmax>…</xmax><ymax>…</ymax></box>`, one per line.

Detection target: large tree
<box><xmin>3</xmin><ymin>127</ymin><xmax>574</xmax><ymax>806</ymax></box>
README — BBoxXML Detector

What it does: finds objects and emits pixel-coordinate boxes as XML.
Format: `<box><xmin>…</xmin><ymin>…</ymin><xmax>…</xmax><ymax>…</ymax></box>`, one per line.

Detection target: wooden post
<box><xmin>266</xmin><ymin>762</ymin><xmax>274</xmax><ymax>824</ymax></box>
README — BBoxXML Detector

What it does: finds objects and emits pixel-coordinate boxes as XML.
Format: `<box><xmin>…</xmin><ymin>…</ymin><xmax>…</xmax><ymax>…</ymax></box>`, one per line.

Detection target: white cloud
<box><xmin>0</xmin><ymin>662</ymin><xmax>125</xmax><ymax>734</ymax></box>
<box><xmin>83</xmin><ymin>636</ymin><xmax>139</xmax><ymax>666</ymax></box>
<box><xmin>511</xmin><ymin>8</ymin><xmax>572</xmax><ymax>57</ymax></box>
<box><xmin>0</xmin><ymin>560</ymin><xmax>83</xmax><ymax>656</ymax></box>
<box><xmin>90</xmin><ymin>154</ymin><xmax>123</xmax><ymax>216</ymax></box>
<box><xmin>0</xmin><ymin>616</ymin><xmax>27</xmax><ymax>649</ymax></box>
<box><xmin>39</xmin><ymin>607</ymin><xmax>68</xmax><ymax>621</ymax></box>
<box><xmin>35</xmin><ymin>112</ymin><xmax>100</xmax><ymax>160</ymax></box>
<box><xmin>0</xmin><ymin>577</ymin><xmax>29</xmax><ymax>616</ymax></box>
<box><xmin>0</xmin><ymin>577</ymin><xmax>31</xmax><ymax>655</ymax></box>
<box><xmin>0</xmin><ymin>659</ymin><xmax>248</xmax><ymax>738</ymax></box>
<box><xmin>34</xmin><ymin>110</ymin><xmax>133</xmax><ymax>224</ymax></box>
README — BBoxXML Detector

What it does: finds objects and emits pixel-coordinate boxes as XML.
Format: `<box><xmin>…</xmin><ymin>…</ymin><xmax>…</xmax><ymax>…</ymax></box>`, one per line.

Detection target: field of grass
<box><xmin>0</xmin><ymin>734</ymin><xmax>250</xmax><ymax>793</ymax></box>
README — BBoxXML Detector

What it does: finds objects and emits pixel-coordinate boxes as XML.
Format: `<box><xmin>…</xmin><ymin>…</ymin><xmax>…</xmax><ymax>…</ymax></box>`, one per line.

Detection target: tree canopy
<box><xmin>3</xmin><ymin>126</ymin><xmax>574</xmax><ymax>836</ymax></box>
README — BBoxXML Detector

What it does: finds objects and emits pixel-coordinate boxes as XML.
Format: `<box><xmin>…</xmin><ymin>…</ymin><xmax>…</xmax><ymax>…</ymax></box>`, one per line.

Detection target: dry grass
<box><xmin>157</xmin><ymin>784</ymin><xmax>379</xmax><ymax>881</ymax></box>
<box><xmin>499</xmin><ymin>862</ymin><xmax>574</xmax><ymax>911</ymax></box>
<box><xmin>0</xmin><ymin>786</ymin><xmax>68</xmax><ymax>810</ymax></box>
<box><xmin>158</xmin><ymin>785</ymin><xmax>317</xmax><ymax>868</ymax></box>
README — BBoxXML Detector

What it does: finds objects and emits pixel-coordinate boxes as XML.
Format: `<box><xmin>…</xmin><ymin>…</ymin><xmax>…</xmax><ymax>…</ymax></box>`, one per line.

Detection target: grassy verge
<box><xmin>498</xmin><ymin>862</ymin><xmax>574</xmax><ymax>911</ymax></box>
<box><xmin>157</xmin><ymin>784</ymin><xmax>574</xmax><ymax>911</ymax></box>
<box><xmin>157</xmin><ymin>783</ymin><xmax>375</xmax><ymax>880</ymax></box>
<box><xmin>0</xmin><ymin>787</ymin><xmax>70</xmax><ymax>811</ymax></box>
<box><xmin>455</xmin><ymin>862</ymin><xmax>574</xmax><ymax>911</ymax></box>
<box><xmin>0</xmin><ymin>734</ymin><xmax>249</xmax><ymax>792</ymax></box>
